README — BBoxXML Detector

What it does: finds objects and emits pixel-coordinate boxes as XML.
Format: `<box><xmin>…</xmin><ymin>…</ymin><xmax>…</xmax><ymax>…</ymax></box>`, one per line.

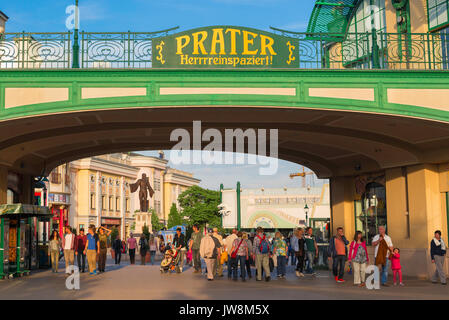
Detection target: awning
<box><xmin>0</xmin><ymin>204</ymin><xmax>52</xmax><ymax>216</ymax></box>
<box><xmin>307</xmin><ymin>0</ymin><xmax>360</xmax><ymax>40</ymax></box>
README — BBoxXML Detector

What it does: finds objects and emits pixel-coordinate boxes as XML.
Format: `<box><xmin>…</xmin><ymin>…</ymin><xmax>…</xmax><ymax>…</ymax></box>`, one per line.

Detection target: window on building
<box><xmin>441</xmin><ymin>25</ymin><xmax>449</xmax><ymax>69</ymax></box>
<box><xmin>102</xmin><ymin>196</ymin><xmax>106</xmax><ymax>211</ymax></box>
<box><xmin>428</xmin><ymin>0</ymin><xmax>449</xmax><ymax>31</ymax></box>
<box><xmin>342</xmin><ymin>0</ymin><xmax>387</xmax><ymax>68</ymax></box>
<box><xmin>354</xmin><ymin>182</ymin><xmax>387</xmax><ymax>245</ymax></box>
<box><xmin>125</xmin><ymin>198</ymin><xmax>130</xmax><ymax>212</ymax></box>
<box><xmin>7</xmin><ymin>188</ymin><xmax>18</xmax><ymax>204</ymax></box>
<box><xmin>154</xmin><ymin>178</ymin><xmax>161</xmax><ymax>191</ymax></box>
<box><xmin>90</xmin><ymin>194</ymin><xmax>96</xmax><ymax>209</ymax></box>
<box><xmin>109</xmin><ymin>196</ymin><xmax>113</xmax><ymax>211</ymax></box>
<box><xmin>155</xmin><ymin>200</ymin><xmax>161</xmax><ymax>214</ymax></box>
<box><xmin>116</xmin><ymin>197</ymin><xmax>120</xmax><ymax>211</ymax></box>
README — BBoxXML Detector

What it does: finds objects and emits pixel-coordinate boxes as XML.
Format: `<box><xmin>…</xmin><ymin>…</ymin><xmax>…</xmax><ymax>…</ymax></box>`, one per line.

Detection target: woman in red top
<box><xmin>348</xmin><ymin>231</ymin><xmax>369</xmax><ymax>287</ymax></box>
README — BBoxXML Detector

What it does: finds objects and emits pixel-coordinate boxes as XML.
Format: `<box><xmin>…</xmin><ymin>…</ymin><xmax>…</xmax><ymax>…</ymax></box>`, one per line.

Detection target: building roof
<box><xmin>240</xmin><ymin>186</ymin><xmax>326</xmax><ymax>196</ymax></box>
<box><xmin>307</xmin><ymin>0</ymin><xmax>359</xmax><ymax>39</ymax></box>
<box><xmin>0</xmin><ymin>11</ymin><xmax>9</xmax><ymax>21</ymax></box>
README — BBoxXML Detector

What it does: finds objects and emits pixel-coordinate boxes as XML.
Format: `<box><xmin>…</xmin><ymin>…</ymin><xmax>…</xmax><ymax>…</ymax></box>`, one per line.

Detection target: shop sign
<box><xmin>152</xmin><ymin>26</ymin><xmax>299</xmax><ymax>69</ymax></box>
<box><xmin>101</xmin><ymin>218</ymin><xmax>121</xmax><ymax>225</ymax></box>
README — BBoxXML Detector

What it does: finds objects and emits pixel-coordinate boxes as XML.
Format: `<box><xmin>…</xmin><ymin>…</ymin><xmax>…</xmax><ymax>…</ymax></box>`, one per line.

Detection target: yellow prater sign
<box><xmin>152</xmin><ymin>26</ymin><xmax>299</xmax><ymax>68</ymax></box>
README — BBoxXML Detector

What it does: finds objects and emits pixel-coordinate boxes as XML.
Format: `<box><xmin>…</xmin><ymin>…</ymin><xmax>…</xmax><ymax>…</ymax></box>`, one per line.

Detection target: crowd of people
<box><xmin>48</xmin><ymin>223</ymin><xmax>447</xmax><ymax>287</ymax></box>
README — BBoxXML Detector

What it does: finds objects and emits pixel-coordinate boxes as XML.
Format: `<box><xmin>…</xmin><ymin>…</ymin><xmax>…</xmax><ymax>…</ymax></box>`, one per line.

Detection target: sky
<box><xmin>1</xmin><ymin>0</ymin><xmax>327</xmax><ymax>190</ymax></box>
<box><xmin>2</xmin><ymin>0</ymin><xmax>314</xmax><ymax>33</ymax></box>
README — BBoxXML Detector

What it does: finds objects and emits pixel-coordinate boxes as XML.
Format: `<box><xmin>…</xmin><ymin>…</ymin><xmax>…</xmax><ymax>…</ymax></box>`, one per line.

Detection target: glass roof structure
<box><xmin>307</xmin><ymin>0</ymin><xmax>360</xmax><ymax>40</ymax></box>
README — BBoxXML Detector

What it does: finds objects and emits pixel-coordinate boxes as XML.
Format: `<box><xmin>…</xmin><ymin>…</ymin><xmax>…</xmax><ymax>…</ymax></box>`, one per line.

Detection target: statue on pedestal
<box><xmin>130</xmin><ymin>173</ymin><xmax>154</xmax><ymax>212</ymax></box>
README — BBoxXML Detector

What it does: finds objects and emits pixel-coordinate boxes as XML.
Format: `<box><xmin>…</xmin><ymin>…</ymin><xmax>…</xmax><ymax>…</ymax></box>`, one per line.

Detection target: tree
<box><xmin>167</xmin><ymin>203</ymin><xmax>182</xmax><ymax>229</ymax></box>
<box><xmin>178</xmin><ymin>185</ymin><xmax>222</xmax><ymax>232</ymax></box>
<box><xmin>142</xmin><ymin>223</ymin><xmax>150</xmax><ymax>240</ymax></box>
<box><xmin>150</xmin><ymin>208</ymin><xmax>164</xmax><ymax>233</ymax></box>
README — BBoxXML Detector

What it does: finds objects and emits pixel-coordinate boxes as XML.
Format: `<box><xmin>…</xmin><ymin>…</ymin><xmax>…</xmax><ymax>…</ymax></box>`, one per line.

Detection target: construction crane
<box><xmin>289</xmin><ymin>166</ymin><xmax>314</xmax><ymax>188</ymax></box>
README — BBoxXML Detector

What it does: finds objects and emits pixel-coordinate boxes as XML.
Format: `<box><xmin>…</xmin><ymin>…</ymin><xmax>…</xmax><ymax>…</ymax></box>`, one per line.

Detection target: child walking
<box><xmin>390</xmin><ymin>248</ymin><xmax>404</xmax><ymax>286</ymax></box>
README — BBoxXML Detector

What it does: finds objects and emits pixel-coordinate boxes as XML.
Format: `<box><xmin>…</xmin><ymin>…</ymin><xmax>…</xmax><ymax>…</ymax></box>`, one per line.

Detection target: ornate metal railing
<box><xmin>0</xmin><ymin>32</ymin><xmax>72</xmax><ymax>68</ymax></box>
<box><xmin>0</xmin><ymin>29</ymin><xmax>448</xmax><ymax>70</ymax></box>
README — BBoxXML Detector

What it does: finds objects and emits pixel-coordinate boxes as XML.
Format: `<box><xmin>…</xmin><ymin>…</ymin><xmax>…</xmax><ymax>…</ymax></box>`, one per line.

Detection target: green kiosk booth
<box><xmin>0</xmin><ymin>204</ymin><xmax>52</xmax><ymax>279</ymax></box>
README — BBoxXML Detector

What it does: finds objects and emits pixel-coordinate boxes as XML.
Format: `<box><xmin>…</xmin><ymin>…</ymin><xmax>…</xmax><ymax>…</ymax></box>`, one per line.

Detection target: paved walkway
<box><xmin>0</xmin><ymin>256</ymin><xmax>447</xmax><ymax>300</ymax></box>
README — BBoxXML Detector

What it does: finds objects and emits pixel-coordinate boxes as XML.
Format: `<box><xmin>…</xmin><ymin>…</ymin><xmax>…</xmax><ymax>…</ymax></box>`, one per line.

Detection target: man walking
<box><xmin>74</xmin><ymin>228</ymin><xmax>87</xmax><ymax>273</ymax></box>
<box><xmin>189</xmin><ymin>224</ymin><xmax>203</xmax><ymax>273</ymax></box>
<box><xmin>372</xmin><ymin>225</ymin><xmax>393</xmax><ymax>286</ymax></box>
<box><xmin>304</xmin><ymin>227</ymin><xmax>318</xmax><ymax>275</ymax></box>
<box><xmin>293</xmin><ymin>228</ymin><xmax>305</xmax><ymax>277</ymax></box>
<box><xmin>212</xmin><ymin>227</ymin><xmax>224</xmax><ymax>277</ymax></box>
<box><xmin>173</xmin><ymin>227</ymin><xmax>186</xmax><ymax>272</ymax></box>
<box><xmin>225</xmin><ymin>229</ymin><xmax>238</xmax><ymax>279</ymax></box>
<box><xmin>431</xmin><ymin>230</ymin><xmax>447</xmax><ymax>285</ymax></box>
<box><xmin>62</xmin><ymin>226</ymin><xmax>75</xmax><ymax>275</ymax></box>
<box><xmin>84</xmin><ymin>225</ymin><xmax>99</xmax><ymax>275</ymax></box>
<box><xmin>127</xmin><ymin>233</ymin><xmax>137</xmax><ymax>264</ymax></box>
<box><xmin>139</xmin><ymin>234</ymin><xmax>149</xmax><ymax>265</ymax></box>
<box><xmin>253</xmin><ymin>227</ymin><xmax>271</xmax><ymax>282</ymax></box>
<box><xmin>113</xmin><ymin>234</ymin><xmax>122</xmax><ymax>265</ymax></box>
<box><xmin>328</xmin><ymin>227</ymin><xmax>349</xmax><ymax>283</ymax></box>
<box><xmin>200</xmin><ymin>229</ymin><xmax>222</xmax><ymax>281</ymax></box>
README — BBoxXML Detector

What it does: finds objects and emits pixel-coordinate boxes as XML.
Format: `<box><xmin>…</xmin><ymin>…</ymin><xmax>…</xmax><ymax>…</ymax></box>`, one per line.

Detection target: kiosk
<box><xmin>0</xmin><ymin>204</ymin><xmax>52</xmax><ymax>279</ymax></box>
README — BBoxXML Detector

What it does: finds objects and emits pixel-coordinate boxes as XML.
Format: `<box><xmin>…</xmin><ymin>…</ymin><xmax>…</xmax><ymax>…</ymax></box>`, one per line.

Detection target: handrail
<box><xmin>0</xmin><ymin>30</ymin><xmax>447</xmax><ymax>70</ymax></box>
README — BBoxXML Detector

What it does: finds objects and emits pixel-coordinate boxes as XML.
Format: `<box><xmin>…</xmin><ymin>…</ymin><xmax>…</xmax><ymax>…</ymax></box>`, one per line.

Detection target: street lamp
<box><xmin>72</xmin><ymin>0</ymin><xmax>80</xmax><ymax>68</ymax></box>
<box><xmin>304</xmin><ymin>203</ymin><xmax>309</xmax><ymax>226</ymax></box>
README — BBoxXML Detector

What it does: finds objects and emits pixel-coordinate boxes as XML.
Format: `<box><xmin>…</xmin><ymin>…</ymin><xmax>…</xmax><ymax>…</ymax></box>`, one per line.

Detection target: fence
<box><xmin>0</xmin><ymin>29</ymin><xmax>448</xmax><ymax>70</ymax></box>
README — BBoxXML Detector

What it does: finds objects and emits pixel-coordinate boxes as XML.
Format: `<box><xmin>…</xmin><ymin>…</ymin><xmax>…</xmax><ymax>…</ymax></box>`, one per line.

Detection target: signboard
<box><xmin>152</xmin><ymin>26</ymin><xmax>299</xmax><ymax>68</ymax></box>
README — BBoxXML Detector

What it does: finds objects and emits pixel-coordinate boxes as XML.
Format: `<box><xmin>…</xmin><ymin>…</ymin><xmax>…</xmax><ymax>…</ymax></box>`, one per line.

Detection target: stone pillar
<box><xmin>19</xmin><ymin>174</ymin><xmax>33</xmax><ymax>204</ymax></box>
<box><xmin>0</xmin><ymin>166</ymin><xmax>7</xmax><ymax>204</ymax></box>
<box><xmin>329</xmin><ymin>176</ymin><xmax>355</xmax><ymax>238</ymax></box>
<box><xmin>385</xmin><ymin>167</ymin><xmax>409</xmax><ymax>243</ymax></box>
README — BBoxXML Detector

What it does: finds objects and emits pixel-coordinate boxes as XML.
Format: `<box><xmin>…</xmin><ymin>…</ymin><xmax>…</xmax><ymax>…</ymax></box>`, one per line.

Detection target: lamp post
<box><xmin>72</xmin><ymin>0</ymin><xmax>80</xmax><ymax>68</ymax></box>
<box><xmin>304</xmin><ymin>203</ymin><xmax>309</xmax><ymax>227</ymax></box>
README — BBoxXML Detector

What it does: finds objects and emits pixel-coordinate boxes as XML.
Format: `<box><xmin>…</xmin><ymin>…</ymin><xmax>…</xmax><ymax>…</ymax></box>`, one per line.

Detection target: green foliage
<box><xmin>167</xmin><ymin>203</ymin><xmax>182</xmax><ymax>229</ymax></box>
<box><xmin>178</xmin><ymin>185</ymin><xmax>222</xmax><ymax>231</ymax></box>
<box><xmin>150</xmin><ymin>208</ymin><xmax>164</xmax><ymax>232</ymax></box>
<box><xmin>142</xmin><ymin>223</ymin><xmax>150</xmax><ymax>240</ymax></box>
<box><xmin>110</xmin><ymin>226</ymin><xmax>119</xmax><ymax>241</ymax></box>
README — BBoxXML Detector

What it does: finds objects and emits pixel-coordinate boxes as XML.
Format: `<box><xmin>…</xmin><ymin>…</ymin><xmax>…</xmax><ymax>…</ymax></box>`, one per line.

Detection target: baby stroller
<box><xmin>160</xmin><ymin>248</ymin><xmax>181</xmax><ymax>273</ymax></box>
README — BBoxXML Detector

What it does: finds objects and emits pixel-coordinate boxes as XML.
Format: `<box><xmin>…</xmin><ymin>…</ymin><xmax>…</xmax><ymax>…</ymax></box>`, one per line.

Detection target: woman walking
<box><xmin>242</xmin><ymin>232</ymin><xmax>253</xmax><ymax>278</ymax></box>
<box><xmin>48</xmin><ymin>230</ymin><xmax>61</xmax><ymax>273</ymax></box>
<box><xmin>230</xmin><ymin>231</ymin><xmax>249</xmax><ymax>281</ymax></box>
<box><xmin>348</xmin><ymin>231</ymin><xmax>369</xmax><ymax>287</ymax></box>
<box><xmin>149</xmin><ymin>236</ymin><xmax>157</xmax><ymax>265</ymax></box>
<box><xmin>273</xmin><ymin>231</ymin><xmax>288</xmax><ymax>278</ymax></box>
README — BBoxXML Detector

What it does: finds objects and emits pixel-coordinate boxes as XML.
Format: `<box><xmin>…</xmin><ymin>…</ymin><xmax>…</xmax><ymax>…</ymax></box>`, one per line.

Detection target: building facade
<box><xmin>44</xmin><ymin>153</ymin><xmax>200</xmax><ymax>238</ymax></box>
<box><xmin>221</xmin><ymin>184</ymin><xmax>330</xmax><ymax>239</ymax></box>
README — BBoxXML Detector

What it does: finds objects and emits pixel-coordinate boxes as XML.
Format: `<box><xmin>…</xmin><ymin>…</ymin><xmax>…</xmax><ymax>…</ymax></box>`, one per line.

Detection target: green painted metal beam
<box><xmin>1</xmin><ymin>69</ymin><xmax>449</xmax><ymax>124</ymax></box>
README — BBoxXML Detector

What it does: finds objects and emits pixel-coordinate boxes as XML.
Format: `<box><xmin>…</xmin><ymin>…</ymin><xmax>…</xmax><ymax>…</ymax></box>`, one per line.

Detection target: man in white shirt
<box><xmin>224</xmin><ymin>229</ymin><xmax>238</xmax><ymax>279</ymax></box>
<box><xmin>371</xmin><ymin>225</ymin><xmax>393</xmax><ymax>286</ymax></box>
<box><xmin>62</xmin><ymin>226</ymin><xmax>75</xmax><ymax>275</ymax></box>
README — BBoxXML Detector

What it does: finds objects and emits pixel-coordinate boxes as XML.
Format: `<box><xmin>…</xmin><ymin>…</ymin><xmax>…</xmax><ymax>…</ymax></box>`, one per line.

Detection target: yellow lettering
<box><xmin>225</xmin><ymin>28</ymin><xmax>241</xmax><ymax>55</ymax></box>
<box><xmin>176</xmin><ymin>35</ymin><xmax>190</xmax><ymax>55</ymax></box>
<box><xmin>210</xmin><ymin>28</ymin><xmax>226</xmax><ymax>55</ymax></box>
<box><xmin>192</xmin><ymin>31</ymin><xmax>208</xmax><ymax>55</ymax></box>
<box><xmin>260</xmin><ymin>35</ymin><xmax>277</xmax><ymax>55</ymax></box>
<box><xmin>242</xmin><ymin>31</ymin><xmax>258</xmax><ymax>55</ymax></box>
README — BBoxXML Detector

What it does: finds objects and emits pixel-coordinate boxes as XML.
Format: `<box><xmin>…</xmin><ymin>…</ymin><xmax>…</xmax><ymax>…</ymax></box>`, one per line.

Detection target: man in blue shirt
<box><xmin>84</xmin><ymin>225</ymin><xmax>99</xmax><ymax>275</ymax></box>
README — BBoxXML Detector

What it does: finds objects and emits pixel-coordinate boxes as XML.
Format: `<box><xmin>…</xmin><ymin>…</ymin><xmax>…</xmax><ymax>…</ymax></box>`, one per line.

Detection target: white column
<box><xmin>121</xmin><ymin>176</ymin><xmax>125</xmax><ymax>238</ymax></box>
<box><xmin>96</xmin><ymin>171</ymin><xmax>101</xmax><ymax>227</ymax></box>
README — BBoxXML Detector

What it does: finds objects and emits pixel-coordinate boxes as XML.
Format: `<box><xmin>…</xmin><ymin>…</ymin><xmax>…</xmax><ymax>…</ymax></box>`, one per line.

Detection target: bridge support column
<box><xmin>19</xmin><ymin>174</ymin><xmax>33</xmax><ymax>205</ymax></box>
<box><xmin>0</xmin><ymin>166</ymin><xmax>7</xmax><ymax>204</ymax></box>
<box><xmin>391</xmin><ymin>164</ymin><xmax>448</xmax><ymax>279</ymax></box>
<box><xmin>329</xmin><ymin>176</ymin><xmax>355</xmax><ymax>239</ymax></box>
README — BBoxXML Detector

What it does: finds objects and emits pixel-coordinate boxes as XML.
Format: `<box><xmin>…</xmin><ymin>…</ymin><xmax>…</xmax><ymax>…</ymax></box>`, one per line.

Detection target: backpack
<box><xmin>258</xmin><ymin>235</ymin><xmax>270</xmax><ymax>254</ymax></box>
